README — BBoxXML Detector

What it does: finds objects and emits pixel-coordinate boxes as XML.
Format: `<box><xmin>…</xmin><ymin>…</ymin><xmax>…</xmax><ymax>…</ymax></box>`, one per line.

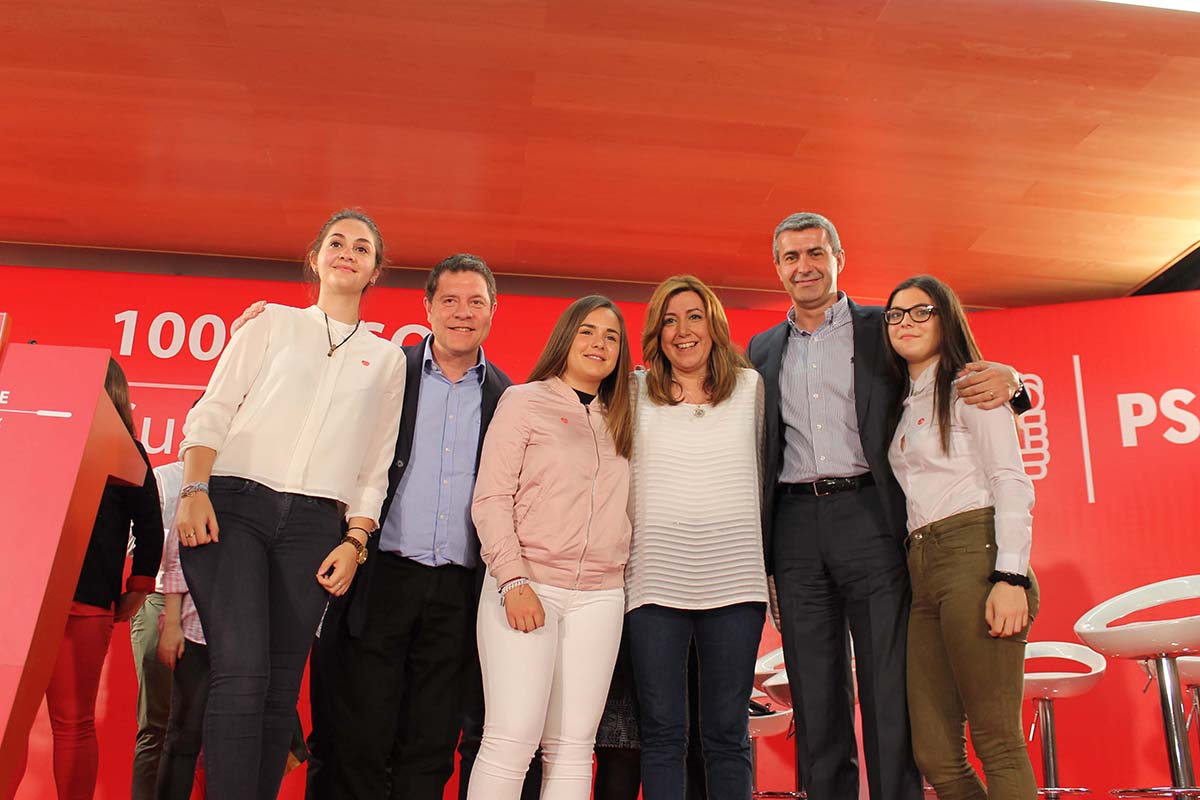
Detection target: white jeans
<box><xmin>466</xmin><ymin>577</ymin><xmax>625</xmax><ymax>800</ymax></box>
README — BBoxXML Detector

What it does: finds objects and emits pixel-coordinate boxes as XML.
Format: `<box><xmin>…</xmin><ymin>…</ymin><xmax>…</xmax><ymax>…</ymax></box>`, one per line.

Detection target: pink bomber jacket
<box><xmin>471</xmin><ymin>376</ymin><xmax>632</xmax><ymax>591</ymax></box>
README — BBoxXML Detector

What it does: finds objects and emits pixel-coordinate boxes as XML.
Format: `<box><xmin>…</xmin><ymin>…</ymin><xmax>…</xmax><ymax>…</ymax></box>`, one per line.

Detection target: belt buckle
<box><xmin>812</xmin><ymin>478</ymin><xmax>833</xmax><ymax>497</ymax></box>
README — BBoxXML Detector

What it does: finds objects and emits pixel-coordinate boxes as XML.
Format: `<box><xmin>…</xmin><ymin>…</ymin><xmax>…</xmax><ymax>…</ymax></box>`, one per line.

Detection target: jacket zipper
<box><xmin>574</xmin><ymin>403</ymin><xmax>601</xmax><ymax>589</ymax></box>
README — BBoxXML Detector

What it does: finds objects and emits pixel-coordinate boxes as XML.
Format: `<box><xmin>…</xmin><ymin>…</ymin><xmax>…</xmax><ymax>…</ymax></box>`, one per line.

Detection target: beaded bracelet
<box><xmin>988</xmin><ymin>570</ymin><xmax>1031</xmax><ymax>589</ymax></box>
<box><xmin>499</xmin><ymin>577</ymin><xmax>530</xmax><ymax>606</ymax></box>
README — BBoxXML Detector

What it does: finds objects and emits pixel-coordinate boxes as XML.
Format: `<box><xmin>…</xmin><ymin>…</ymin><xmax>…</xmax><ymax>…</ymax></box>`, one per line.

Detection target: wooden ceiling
<box><xmin>2</xmin><ymin>0</ymin><xmax>1199</xmax><ymax>308</ymax></box>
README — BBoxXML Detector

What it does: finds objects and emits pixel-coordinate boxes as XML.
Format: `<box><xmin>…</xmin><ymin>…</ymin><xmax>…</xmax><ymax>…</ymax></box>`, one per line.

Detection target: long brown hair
<box><xmin>641</xmin><ymin>275</ymin><xmax>748</xmax><ymax>407</ymax></box>
<box><xmin>528</xmin><ymin>295</ymin><xmax>634</xmax><ymax>459</ymax></box>
<box><xmin>105</xmin><ymin>357</ymin><xmax>137</xmax><ymax>437</ymax></box>
<box><xmin>883</xmin><ymin>275</ymin><xmax>984</xmax><ymax>455</ymax></box>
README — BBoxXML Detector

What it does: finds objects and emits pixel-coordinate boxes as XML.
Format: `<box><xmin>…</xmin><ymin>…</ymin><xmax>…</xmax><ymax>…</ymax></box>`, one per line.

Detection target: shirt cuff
<box><xmin>347</xmin><ymin>488</ymin><xmax>385</xmax><ymax>527</ymax></box>
<box><xmin>126</xmin><ymin>575</ymin><xmax>157</xmax><ymax>594</ymax></box>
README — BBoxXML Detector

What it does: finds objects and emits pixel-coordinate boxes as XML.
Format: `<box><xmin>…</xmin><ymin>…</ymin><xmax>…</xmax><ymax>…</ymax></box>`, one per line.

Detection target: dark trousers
<box><xmin>180</xmin><ymin>476</ymin><xmax>339</xmax><ymax>800</ymax></box>
<box><xmin>626</xmin><ymin>602</ymin><xmax>765</xmax><ymax>800</ymax></box>
<box><xmin>155</xmin><ymin>639</ymin><xmax>210</xmax><ymax>800</ymax></box>
<box><xmin>320</xmin><ymin>552</ymin><xmax>476</xmax><ymax>799</ymax></box>
<box><xmin>772</xmin><ymin>485</ymin><xmax>922</xmax><ymax>800</ymax></box>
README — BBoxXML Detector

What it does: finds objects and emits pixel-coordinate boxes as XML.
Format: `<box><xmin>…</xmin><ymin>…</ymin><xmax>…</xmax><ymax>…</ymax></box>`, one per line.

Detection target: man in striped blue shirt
<box><xmin>748</xmin><ymin>212</ymin><xmax>1027</xmax><ymax>800</ymax></box>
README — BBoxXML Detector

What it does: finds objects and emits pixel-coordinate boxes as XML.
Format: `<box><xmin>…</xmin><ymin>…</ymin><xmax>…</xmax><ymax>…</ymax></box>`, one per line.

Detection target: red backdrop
<box><xmin>3</xmin><ymin>263</ymin><xmax>1198</xmax><ymax>797</ymax></box>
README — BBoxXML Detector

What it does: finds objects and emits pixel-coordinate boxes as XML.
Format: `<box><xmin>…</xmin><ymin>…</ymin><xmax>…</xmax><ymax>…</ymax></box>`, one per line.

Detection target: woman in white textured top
<box><xmin>623</xmin><ymin>275</ymin><xmax>767</xmax><ymax>800</ymax></box>
<box><xmin>172</xmin><ymin>210</ymin><xmax>406</xmax><ymax>800</ymax></box>
<box><xmin>884</xmin><ymin>274</ymin><xmax>1038</xmax><ymax>800</ymax></box>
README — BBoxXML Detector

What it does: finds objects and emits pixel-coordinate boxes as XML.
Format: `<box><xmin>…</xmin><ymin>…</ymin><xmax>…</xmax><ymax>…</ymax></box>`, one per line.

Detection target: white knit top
<box><xmin>625</xmin><ymin>368</ymin><xmax>769</xmax><ymax>612</ymax></box>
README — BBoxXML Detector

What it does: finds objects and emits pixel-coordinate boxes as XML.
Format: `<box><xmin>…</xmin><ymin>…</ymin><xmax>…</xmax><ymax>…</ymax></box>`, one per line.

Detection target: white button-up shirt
<box><xmin>180</xmin><ymin>304</ymin><xmax>406</xmax><ymax>525</ymax></box>
<box><xmin>888</xmin><ymin>365</ymin><xmax>1034</xmax><ymax>575</ymax></box>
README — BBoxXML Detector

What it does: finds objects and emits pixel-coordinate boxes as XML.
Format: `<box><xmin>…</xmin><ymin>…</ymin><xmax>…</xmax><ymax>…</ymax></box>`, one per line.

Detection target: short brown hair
<box><xmin>528</xmin><ymin>295</ymin><xmax>633</xmax><ymax>459</ymax></box>
<box><xmin>641</xmin><ymin>275</ymin><xmax>747</xmax><ymax>407</ymax></box>
<box><xmin>425</xmin><ymin>253</ymin><xmax>498</xmax><ymax>306</ymax></box>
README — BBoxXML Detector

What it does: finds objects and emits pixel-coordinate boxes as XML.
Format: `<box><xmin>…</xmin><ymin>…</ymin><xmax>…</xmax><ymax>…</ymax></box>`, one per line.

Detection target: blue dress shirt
<box><xmin>378</xmin><ymin>340</ymin><xmax>485</xmax><ymax>567</ymax></box>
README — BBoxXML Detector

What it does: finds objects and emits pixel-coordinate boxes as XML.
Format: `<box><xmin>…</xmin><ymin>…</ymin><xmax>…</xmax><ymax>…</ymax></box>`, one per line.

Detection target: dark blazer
<box><xmin>748</xmin><ymin>300</ymin><xmax>907</xmax><ymax>573</ymax></box>
<box><xmin>343</xmin><ymin>336</ymin><xmax>513</xmax><ymax>637</ymax></box>
<box><xmin>747</xmin><ymin>298</ymin><xmax>1031</xmax><ymax>573</ymax></box>
<box><xmin>75</xmin><ymin>439</ymin><xmax>164</xmax><ymax>609</ymax></box>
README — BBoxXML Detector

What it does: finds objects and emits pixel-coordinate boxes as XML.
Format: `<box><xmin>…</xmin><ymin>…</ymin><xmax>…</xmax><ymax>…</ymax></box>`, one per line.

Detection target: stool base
<box><xmin>1039</xmin><ymin>789</ymin><xmax>1093</xmax><ymax>796</ymax></box>
<box><xmin>1110</xmin><ymin>788</ymin><xmax>1200</xmax><ymax>798</ymax></box>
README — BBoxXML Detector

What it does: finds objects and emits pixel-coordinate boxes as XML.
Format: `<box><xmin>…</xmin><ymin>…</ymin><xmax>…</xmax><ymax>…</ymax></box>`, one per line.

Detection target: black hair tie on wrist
<box><xmin>988</xmin><ymin>570</ymin><xmax>1031</xmax><ymax>589</ymax></box>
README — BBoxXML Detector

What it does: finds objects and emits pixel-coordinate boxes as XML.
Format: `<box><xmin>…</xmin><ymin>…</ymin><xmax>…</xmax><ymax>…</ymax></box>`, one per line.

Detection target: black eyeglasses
<box><xmin>884</xmin><ymin>304</ymin><xmax>938</xmax><ymax>325</ymax></box>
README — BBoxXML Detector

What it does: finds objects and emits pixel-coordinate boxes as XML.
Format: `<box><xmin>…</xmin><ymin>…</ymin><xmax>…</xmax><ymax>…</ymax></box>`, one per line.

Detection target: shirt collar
<box><xmin>422</xmin><ymin>336</ymin><xmax>487</xmax><ymax>384</ymax></box>
<box><xmin>910</xmin><ymin>363</ymin><xmax>937</xmax><ymax>395</ymax></box>
<box><xmin>786</xmin><ymin>293</ymin><xmax>851</xmax><ymax>336</ymax></box>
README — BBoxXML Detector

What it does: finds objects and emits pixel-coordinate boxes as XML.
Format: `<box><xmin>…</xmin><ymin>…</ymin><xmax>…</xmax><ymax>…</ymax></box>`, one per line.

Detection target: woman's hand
<box><xmin>157</xmin><ymin>619</ymin><xmax>186</xmax><ymax>669</ymax></box>
<box><xmin>114</xmin><ymin>591</ymin><xmax>148</xmax><ymax>622</ymax></box>
<box><xmin>177</xmin><ymin>493</ymin><xmax>219</xmax><ymax>547</ymax></box>
<box><xmin>316</xmin><ymin>542</ymin><xmax>359</xmax><ymax>597</ymax></box>
<box><xmin>957</xmin><ymin>362</ymin><xmax>1020</xmax><ymax>410</ymax></box>
<box><xmin>230</xmin><ymin>300</ymin><xmax>267</xmax><ymax>336</ymax></box>
<box><xmin>504</xmin><ymin>584</ymin><xmax>546</xmax><ymax>633</ymax></box>
<box><xmin>985</xmin><ymin>582</ymin><xmax>1029</xmax><ymax>638</ymax></box>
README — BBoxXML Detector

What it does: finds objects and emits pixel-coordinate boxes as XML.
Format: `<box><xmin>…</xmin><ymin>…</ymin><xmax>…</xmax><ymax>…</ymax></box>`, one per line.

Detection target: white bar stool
<box><xmin>1024</xmin><ymin>641</ymin><xmax>1107</xmax><ymax>799</ymax></box>
<box><xmin>1075</xmin><ymin>575</ymin><xmax>1200</xmax><ymax>798</ymax></box>
<box><xmin>749</xmin><ymin>689</ymin><xmax>802</xmax><ymax>799</ymax></box>
<box><xmin>756</xmin><ymin>647</ymin><xmax>786</xmax><ymax>692</ymax></box>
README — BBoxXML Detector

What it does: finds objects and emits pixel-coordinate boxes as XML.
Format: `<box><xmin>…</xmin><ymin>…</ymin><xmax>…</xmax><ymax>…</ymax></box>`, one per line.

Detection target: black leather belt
<box><xmin>778</xmin><ymin>474</ymin><xmax>874</xmax><ymax>497</ymax></box>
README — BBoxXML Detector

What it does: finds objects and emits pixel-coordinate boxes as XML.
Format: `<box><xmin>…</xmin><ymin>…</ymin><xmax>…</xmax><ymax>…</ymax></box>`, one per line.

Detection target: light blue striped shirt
<box><xmin>778</xmin><ymin>294</ymin><xmax>870</xmax><ymax>482</ymax></box>
<box><xmin>378</xmin><ymin>340</ymin><xmax>485</xmax><ymax>567</ymax></box>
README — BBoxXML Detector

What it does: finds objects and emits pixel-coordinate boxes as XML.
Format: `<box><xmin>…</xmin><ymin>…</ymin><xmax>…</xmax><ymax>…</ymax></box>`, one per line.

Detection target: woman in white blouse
<box><xmin>623</xmin><ymin>275</ymin><xmax>767</xmax><ymax>800</ymax></box>
<box><xmin>172</xmin><ymin>210</ymin><xmax>406</xmax><ymax>800</ymax></box>
<box><xmin>883</xmin><ymin>274</ymin><xmax>1038</xmax><ymax>800</ymax></box>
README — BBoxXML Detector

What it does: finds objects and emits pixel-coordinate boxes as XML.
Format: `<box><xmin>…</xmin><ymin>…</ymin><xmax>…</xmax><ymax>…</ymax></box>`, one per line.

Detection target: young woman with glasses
<box><xmin>883</xmin><ymin>274</ymin><xmax>1039</xmax><ymax>800</ymax></box>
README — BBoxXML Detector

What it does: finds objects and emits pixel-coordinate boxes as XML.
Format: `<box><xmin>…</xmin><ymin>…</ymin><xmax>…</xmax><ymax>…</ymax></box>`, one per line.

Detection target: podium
<box><xmin>0</xmin><ymin>312</ymin><xmax>147</xmax><ymax>796</ymax></box>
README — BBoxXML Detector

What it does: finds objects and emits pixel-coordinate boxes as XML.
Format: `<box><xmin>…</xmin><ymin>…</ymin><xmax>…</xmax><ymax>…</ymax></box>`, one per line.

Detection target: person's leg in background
<box><xmin>303</xmin><ymin>600</ymin><xmax>341</xmax><ymax>799</ymax></box>
<box><xmin>131</xmin><ymin>591</ymin><xmax>172</xmax><ymax>800</ymax></box>
<box><xmin>539</xmin><ymin>587</ymin><xmax>625</xmax><ymax>800</ymax></box>
<box><xmin>155</xmin><ymin>639</ymin><xmax>210</xmax><ymax>800</ymax></box>
<box><xmin>44</xmin><ymin>606</ymin><xmax>115</xmax><ymax>800</ymax></box>
<box><xmin>593</xmin><ymin>626</ymin><xmax>642</xmax><ymax>800</ymax></box>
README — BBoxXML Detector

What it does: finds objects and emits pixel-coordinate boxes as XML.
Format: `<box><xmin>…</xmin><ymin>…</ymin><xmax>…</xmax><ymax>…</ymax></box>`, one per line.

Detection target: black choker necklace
<box><xmin>324</xmin><ymin>312</ymin><xmax>361</xmax><ymax>357</ymax></box>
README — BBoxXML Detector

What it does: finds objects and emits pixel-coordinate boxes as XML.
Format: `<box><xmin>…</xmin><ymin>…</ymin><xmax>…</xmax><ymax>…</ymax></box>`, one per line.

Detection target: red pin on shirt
<box><xmin>917</xmin><ymin>418</ymin><xmax>926</xmax><ymax>426</ymax></box>
<box><xmin>561</xmin><ymin>417</ymin><xmax>569</xmax><ymax>424</ymax></box>
<box><xmin>362</xmin><ymin>360</ymin><xmax>370</xmax><ymax>366</ymax></box>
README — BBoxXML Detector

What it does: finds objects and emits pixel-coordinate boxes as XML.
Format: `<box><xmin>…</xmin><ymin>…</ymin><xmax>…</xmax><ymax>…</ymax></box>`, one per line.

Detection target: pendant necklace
<box><xmin>325</xmin><ymin>312</ymin><xmax>361</xmax><ymax>357</ymax></box>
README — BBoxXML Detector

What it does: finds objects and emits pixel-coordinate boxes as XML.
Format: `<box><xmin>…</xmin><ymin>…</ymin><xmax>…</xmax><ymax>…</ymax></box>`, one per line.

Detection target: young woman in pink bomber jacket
<box><xmin>467</xmin><ymin>295</ymin><xmax>635</xmax><ymax>800</ymax></box>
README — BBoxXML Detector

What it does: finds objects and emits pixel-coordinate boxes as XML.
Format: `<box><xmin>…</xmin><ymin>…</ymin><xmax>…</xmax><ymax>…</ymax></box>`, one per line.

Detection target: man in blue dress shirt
<box><xmin>307</xmin><ymin>254</ymin><xmax>520</xmax><ymax>799</ymax></box>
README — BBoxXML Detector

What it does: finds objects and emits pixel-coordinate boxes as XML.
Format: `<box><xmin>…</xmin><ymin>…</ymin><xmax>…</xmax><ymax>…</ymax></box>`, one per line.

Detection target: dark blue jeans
<box><xmin>180</xmin><ymin>477</ymin><xmax>339</xmax><ymax>800</ymax></box>
<box><xmin>626</xmin><ymin>602</ymin><xmax>765</xmax><ymax>800</ymax></box>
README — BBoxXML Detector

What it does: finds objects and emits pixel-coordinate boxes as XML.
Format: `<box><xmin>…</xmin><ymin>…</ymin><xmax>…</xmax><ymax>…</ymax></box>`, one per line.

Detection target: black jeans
<box><xmin>155</xmin><ymin>639</ymin><xmax>209</xmax><ymax>800</ymax></box>
<box><xmin>626</xmin><ymin>602</ymin><xmax>765</xmax><ymax>800</ymax></box>
<box><xmin>180</xmin><ymin>476</ymin><xmax>340</xmax><ymax>800</ymax></box>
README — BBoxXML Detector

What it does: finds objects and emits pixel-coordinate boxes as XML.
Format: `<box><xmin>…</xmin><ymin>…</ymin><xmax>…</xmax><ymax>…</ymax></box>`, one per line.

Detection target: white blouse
<box><xmin>624</xmin><ymin>368</ymin><xmax>768</xmax><ymax>612</ymax></box>
<box><xmin>180</xmin><ymin>304</ymin><xmax>406</xmax><ymax>525</ymax></box>
<box><xmin>888</xmin><ymin>365</ymin><xmax>1034</xmax><ymax>575</ymax></box>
